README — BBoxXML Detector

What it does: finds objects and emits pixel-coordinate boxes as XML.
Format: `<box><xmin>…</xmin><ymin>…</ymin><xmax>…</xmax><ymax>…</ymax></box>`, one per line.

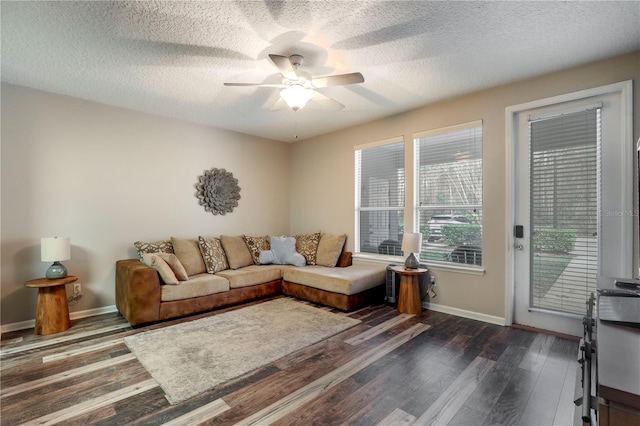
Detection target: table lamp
<box><xmin>401</xmin><ymin>232</ymin><xmax>422</xmax><ymax>269</ymax></box>
<box><xmin>41</xmin><ymin>237</ymin><xmax>70</xmax><ymax>279</ymax></box>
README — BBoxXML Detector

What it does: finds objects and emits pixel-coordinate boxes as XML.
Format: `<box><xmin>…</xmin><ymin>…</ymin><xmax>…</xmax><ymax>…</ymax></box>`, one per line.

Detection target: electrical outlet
<box><xmin>73</xmin><ymin>282</ymin><xmax>81</xmax><ymax>296</ymax></box>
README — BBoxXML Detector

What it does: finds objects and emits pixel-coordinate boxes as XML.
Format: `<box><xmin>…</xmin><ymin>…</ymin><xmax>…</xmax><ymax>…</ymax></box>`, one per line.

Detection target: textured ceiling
<box><xmin>2</xmin><ymin>1</ymin><xmax>639</xmax><ymax>142</ymax></box>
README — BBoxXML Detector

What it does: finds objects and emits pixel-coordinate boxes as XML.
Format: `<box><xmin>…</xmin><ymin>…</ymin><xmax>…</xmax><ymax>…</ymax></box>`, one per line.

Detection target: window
<box><xmin>355</xmin><ymin>138</ymin><xmax>405</xmax><ymax>255</ymax></box>
<box><xmin>414</xmin><ymin>121</ymin><xmax>483</xmax><ymax>266</ymax></box>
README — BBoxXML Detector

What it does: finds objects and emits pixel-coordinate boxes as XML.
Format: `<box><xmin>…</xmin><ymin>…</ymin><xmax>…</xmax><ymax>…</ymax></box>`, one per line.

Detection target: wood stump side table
<box><xmin>25</xmin><ymin>276</ymin><xmax>77</xmax><ymax>335</ymax></box>
<box><xmin>390</xmin><ymin>266</ymin><xmax>428</xmax><ymax>314</ymax></box>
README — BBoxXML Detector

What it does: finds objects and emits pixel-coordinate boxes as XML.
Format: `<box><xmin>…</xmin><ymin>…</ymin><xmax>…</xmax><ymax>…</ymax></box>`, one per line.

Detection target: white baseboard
<box><xmin>1</xmin><ymin>305</ymin><xmax>119</xmax><ymax>334</ymax></box>
<box><xmin>422</xmin><ymin>301</ymin><xmax>506</xmax><ymax>326</ymax></box>
<box><xmin>1</xmin><ymin>319</ymin><xmax>36</xmax><ymax>334</ymax></box>
<box><xmin>70</xmin><ymin>305</ymin><xmax>119</xmax><ymax>320</ymax></box>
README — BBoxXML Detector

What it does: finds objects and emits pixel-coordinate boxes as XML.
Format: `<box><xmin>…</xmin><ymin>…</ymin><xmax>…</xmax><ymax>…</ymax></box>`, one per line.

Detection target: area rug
<box><xmin>123</xmin><ymin>298</ymin><xmax>361</xmax><ymax>404</ymax></box>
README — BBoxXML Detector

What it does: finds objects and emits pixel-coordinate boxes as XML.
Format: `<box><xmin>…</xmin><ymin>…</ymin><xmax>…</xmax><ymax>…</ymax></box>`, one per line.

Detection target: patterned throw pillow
<box><xmin>198</xmin><ymin>236</ymin><xmax>229</xmax><ymax>274</ymax></box>
<box><xmin>294</xmin><ymin>231</ymin><xmax>321</xmax><ymax>265</ymax></box>
<box><xmin>134</xmin><ymin>240</ymin><xmax>173</xmax><ymax>260</ymax></box>
<box><xmin>243</xmin><ymin>235</ymin><xmax>270</xmax><ymax>265</ymax></box>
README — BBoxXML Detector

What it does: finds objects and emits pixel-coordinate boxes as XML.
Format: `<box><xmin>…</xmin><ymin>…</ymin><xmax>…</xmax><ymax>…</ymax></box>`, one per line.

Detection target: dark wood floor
<box><xmin>1</xmin><ymin>297</ymin><xmax>580</xmax><ymax>425</ymax></box>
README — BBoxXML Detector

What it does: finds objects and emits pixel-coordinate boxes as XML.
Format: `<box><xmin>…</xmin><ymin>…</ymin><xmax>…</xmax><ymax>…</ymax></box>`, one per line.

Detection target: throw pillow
<box><xmin>220</xmin><ymin>235</ymin><xmax>254</xmax><ymax>269</ymax></box>
<box><xmin>259</xmin><ymin>235</ymin><xmax>306</xmax><ymax>267</ymax></box>
<box><xmin>258</xmin><ymin>250</ymin><xmax>276</xmax><ymax>265</ymax></box>
<box><xmin>141</xmin><ymin>253</ymin><xmax>179</xmax><ymax>285</ymax></box>
<box><xmin>171</xmin><ymin>237</ymin><xmax>206</xmax><ymax>276</ymax></box>
<box><xmin>316</xmin><ymin>233</ymin><xmax>347</xmax><ymax>267</ymax></box>
<box><xmin>155</xmin><ymin>253</ymin><xmax>189</xmax><ymax>281</ymax></box>
<box><xmin>294</xmin><ymin>231</ymin><xmax>321</xmax><ymax>265</ymax></box>
<box><xmin>134</xmin><ymin>240</ymin><xmax>173</xmax><ymax>260</ymax></box>
<box><xmin>198</xmin><ymin>236</ymin><xmax>229</xmax><ymax>274</ymax></box>
<box><xmin>243</xmin><ymin>235</ymin><xmax>270</xmax><ymax>265</ymax></box>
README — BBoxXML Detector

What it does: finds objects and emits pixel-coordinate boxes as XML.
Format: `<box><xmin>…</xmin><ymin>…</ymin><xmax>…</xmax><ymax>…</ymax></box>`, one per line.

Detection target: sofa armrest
<box><xmin>116</xmin><ymin>259</ymin><xmax>162</xmax><ymax>326</ymax></box>
<box><xmin>337</xmin><ymin>251</ymin><xmax>353</xmax><ymax>267</ymax></box>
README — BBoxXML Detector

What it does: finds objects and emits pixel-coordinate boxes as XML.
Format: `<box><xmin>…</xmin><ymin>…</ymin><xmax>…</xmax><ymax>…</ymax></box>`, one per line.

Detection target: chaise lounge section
<box><xmin>282</xmin><ymin>265</ymin><xmax>388</xmax><ymax>311</ymax></box>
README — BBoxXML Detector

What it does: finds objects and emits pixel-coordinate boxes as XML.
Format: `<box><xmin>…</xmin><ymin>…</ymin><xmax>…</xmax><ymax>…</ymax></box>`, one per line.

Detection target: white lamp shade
<box><xmin>401</xmin><ymin>232</ymin><xmax>422</xmax><ymax>254</ymax></box>
<box><xmin>280</xmin><ymin>86</ymin><xmax>313</xmax><ymax>111</ymax></box>
<box><xmin>41</xmin><ymin>237</ymin><xmax>71</xmax><ymax>262</ymax></box>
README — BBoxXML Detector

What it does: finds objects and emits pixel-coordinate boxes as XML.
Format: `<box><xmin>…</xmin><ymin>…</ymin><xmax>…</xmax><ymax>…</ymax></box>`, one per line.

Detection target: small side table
<box><xmin>25</xmin><ymin>276</ymin><xmax>77</xmax><ymax>335</ymax></box>
<box><xmin>390</xmin><ymin>266</ymin><xmax>428</xmax><ymax>314</ymax></box>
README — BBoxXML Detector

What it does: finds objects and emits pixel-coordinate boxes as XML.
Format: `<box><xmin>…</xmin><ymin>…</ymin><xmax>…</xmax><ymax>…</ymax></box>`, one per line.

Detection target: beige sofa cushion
<box><xmin>171</xmin><ymin>237</ymin><xmax>206</xmax><ymax>276</ymax></box>
<box><xmin>220</xmin><ymin>235</ymin><xmax>254</xmax><ymax>269</ymax></box>
<box><xmin>161</xmin><ymin>273</ymin><xmax>230</xmax><ymax>302</ymax></box>
<box><xmin>282</xmin><ymin>265</ymin><xmax>386</xmax><ymax>295</ymax></box>
<box><xmin>216</xmin><ymin>265</ymin><xmax>283</xmax><ymax>289</ymax></box>
<box><xmin>315</xmin><ymin>234</ymin><xmax>346</xmax><ymax>267</ymax></box>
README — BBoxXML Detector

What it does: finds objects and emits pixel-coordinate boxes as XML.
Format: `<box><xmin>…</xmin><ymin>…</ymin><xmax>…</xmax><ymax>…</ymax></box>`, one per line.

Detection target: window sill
<box><xmin>352</xmin><ymin>253</ymin><xmax>486</xmax><ymax>276</ymax></box>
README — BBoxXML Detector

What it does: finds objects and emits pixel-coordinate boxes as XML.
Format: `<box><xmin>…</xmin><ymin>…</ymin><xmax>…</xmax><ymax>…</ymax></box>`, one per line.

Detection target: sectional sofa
<box><xmin>115</xmin><ymin>233</ymin><xmax>387</xmax><ymax>326</ymax></box>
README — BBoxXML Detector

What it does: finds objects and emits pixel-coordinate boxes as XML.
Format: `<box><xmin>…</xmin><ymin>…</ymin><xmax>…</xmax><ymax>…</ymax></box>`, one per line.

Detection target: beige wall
<box><xmin>290</xmin><ymin>51</ymin><xmax>640</xmax><ymax>320</ymax></box>
<box><xmin>1</xmin><ymin>83</ymin><xmax>291</xmax><ymax>326</ymax></box>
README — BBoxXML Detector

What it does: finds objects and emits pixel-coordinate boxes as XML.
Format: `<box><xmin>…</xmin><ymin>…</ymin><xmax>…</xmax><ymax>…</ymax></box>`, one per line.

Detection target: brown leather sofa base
<box><xmin>282</xmin><ymin>280</ymin><xmax>385</xmax><ymax>312</ymax></box>
<box><xmin>115</xmin><ymin>251</ymin><xmax>372</xmax><ymax>327</ymax></box>
<box><xmin>116</xmin><ymin>259</ymin><xmax>281</xmax><ymax>326</ymax></box>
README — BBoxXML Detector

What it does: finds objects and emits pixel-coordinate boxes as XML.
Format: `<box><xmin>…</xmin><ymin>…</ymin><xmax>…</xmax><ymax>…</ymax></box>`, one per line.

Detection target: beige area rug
<box><xmin>124</xmin><ymin>298</ymin><xmax>361</xmax><ymax>404</ymax></box>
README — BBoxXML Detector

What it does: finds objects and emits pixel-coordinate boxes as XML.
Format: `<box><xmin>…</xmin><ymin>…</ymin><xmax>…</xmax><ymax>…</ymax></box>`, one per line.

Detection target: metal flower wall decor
<box><xmin>195</xmin><ymin>168</ymin><xmax>241</xmax><ymax>215</ymax></box>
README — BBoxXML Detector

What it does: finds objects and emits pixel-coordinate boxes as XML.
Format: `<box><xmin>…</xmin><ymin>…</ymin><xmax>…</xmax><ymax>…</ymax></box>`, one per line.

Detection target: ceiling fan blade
<box><xmin>268</xmin><ymin>97</ymin><xmax>288</xmax><ymax>111</ymax></box>
<box><xmin>312</xmin><ymin>72</ymin><xmax>364</xmax><ymax>88</ymax></box>
<box><xmin>224</xmin><ymin>82</ymin><xmax>285</xmax><ymax>88</ymax></box>
<box><xmin>309</xmin><ymin>90</ymin><xmax>344</xmax><ymax>110</ymax></box>
<box><xmin>268</xmin><ymin>54</ymin><xmax>298</xmax><ymax>80</ymax></box>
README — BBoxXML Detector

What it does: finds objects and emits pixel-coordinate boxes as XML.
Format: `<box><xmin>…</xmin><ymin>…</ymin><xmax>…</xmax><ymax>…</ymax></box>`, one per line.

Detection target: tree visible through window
<box><xmin>414</xmin><ymin>122</ymin><xmax>483</xmax><ymax>265</ymax></box>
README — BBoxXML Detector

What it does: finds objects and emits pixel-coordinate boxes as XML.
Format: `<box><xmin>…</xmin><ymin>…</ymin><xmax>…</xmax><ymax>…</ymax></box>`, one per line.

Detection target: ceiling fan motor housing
<box><xmin>289</xmin><ymin>54</ymin><xmax>304</xmax><ymax>68</ymax></box>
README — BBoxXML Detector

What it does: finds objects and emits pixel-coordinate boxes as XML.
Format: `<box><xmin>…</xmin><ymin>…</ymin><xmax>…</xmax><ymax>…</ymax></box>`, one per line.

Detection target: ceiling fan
<box><xmin>224</xmin><ymin>54</ymin><xmax>364</xmax><ymax>111</ymax></box>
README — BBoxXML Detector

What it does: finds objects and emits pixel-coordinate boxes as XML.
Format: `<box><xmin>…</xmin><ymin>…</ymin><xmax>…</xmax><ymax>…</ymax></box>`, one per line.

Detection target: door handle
<box><xmin>514</xmin><ymin>225</ymin><xmax>524</xmax><ymax>238</ymax></box>
<box><xmin>515</xmin><ymin>243</ymin><xmax>524</xmax><ymax>250</ymax></box>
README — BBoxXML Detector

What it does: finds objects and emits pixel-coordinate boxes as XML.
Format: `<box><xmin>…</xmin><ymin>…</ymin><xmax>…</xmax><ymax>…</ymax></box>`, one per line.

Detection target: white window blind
<box><xmin>529</xmin><ymin>108</ymin><xmax>600</xmax><ymax>314</ymax></box>
<box><xmin>355</xmin><ymin>140</ymin><xmax>405</xmax><ymax>255</ymax></box>
<box><xmin>414</xmin><ymin>122</ymin><xmax>483</xmax><ymax>265</ymax></box>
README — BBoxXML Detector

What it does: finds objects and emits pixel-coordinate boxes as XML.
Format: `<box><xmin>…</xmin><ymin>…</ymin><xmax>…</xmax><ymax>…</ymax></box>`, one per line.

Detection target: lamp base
<box><xmin>404</xmin><ymin>253</ymin><xmax>420</xmax><ymax>270</ymax></box>
<box><xmin>46</xmin><ymin>261</ymin><xmax>68</xmax><ymax>279</ymax></box>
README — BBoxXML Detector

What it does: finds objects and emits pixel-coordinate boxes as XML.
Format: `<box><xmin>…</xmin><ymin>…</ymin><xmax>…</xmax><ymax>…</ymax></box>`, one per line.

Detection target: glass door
<box><xmin>510</xmin><ymin>82</ymin><xmax>633</xmax><ymax>336</ymax></box>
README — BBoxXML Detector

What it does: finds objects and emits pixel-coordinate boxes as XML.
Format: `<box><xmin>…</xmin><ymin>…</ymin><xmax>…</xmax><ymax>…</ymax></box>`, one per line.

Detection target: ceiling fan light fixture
<box><xmin>280</xmin><ymin>85</ymin><xmax>313</xmax><ymax>111</ymax></box>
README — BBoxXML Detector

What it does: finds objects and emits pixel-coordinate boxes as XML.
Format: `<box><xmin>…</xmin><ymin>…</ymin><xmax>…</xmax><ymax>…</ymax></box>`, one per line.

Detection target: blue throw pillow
<box><xmin>259</xmin><ymin>236</ymin><xmax>306</xmax><ymax>267</ymax></box>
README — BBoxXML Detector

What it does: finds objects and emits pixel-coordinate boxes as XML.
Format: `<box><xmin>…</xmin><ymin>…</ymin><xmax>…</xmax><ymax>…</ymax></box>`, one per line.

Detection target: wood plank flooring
<box><xmin>1</xmin><ymin>296</ymin><xmax>579</xmax><ymax>425</ymax></box>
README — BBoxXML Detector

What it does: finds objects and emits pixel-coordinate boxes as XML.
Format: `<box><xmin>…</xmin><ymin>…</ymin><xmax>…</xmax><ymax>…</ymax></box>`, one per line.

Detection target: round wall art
<box><xmin>195</xmin><ymin>168</ymin><xmax>241</xmax><ymax>215</ymax></box>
